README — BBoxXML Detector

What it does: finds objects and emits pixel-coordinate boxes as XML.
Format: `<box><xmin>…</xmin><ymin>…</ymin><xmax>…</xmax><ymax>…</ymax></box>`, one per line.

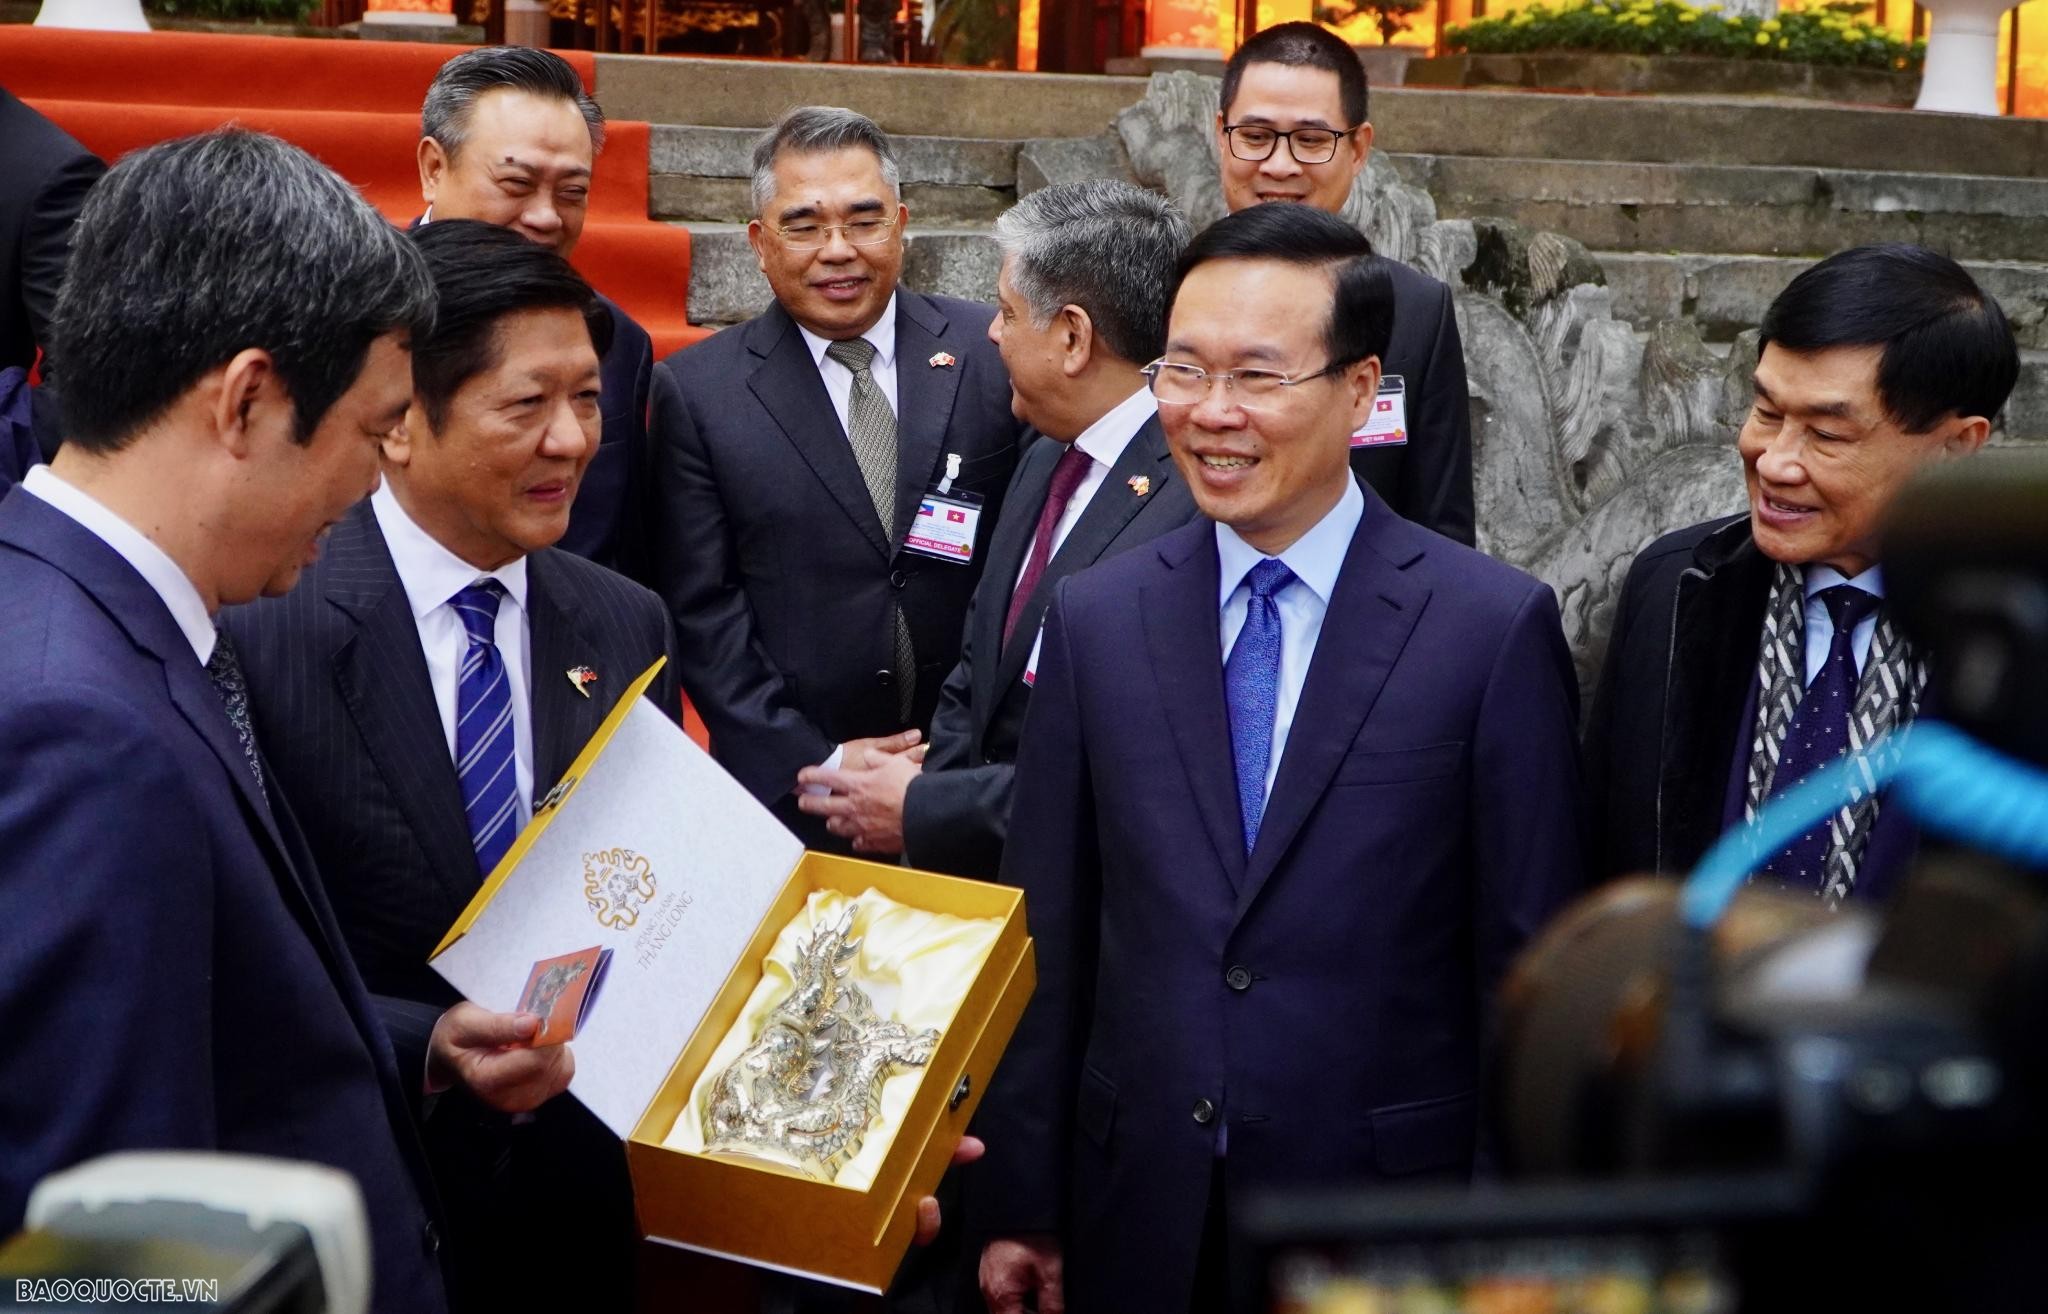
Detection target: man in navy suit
<box><xmin>0</xmin><ymin>131</ymin><xmax>572</xmax><ymax>1314</ymax></box>
<box><xmin>796</xmin><ymin>179</ymin><xmax>1199</xmax><ymax>879</ymax></box>
<box><xmin>649</xmin><ymin>106</ymin><xmax>1028</xmax><ymax>852</ymax></box>
<box><xmin>1217</xmin><ymin>23</ymin><xmax>1474</xmax><ymax>544</ymax></box>
<box><xmin>227</xmin><ymin>220</ymin><xmax>678</xmax><ymax>1311</ymax></box>
<box><xmin>415</xmin><ymin>46</ymin><xmax>654</xmax><ymax>578</ymax></box>
<box><xmin>974</xmin><ymin>203</ymin><xmax>1585</xmax><ymax>1314</ymax></box>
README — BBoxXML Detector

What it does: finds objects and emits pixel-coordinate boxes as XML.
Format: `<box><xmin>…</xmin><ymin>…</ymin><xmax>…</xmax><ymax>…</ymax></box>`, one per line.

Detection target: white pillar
<box><xmin>1915</xmin><ymin>0</ymin><xmax>2016</xmax><ymax>116</ymax></box>
<box><xmin>34</xmin><ymin>0</ymin><xmax>150</xmax><ymax>31</ymax></box>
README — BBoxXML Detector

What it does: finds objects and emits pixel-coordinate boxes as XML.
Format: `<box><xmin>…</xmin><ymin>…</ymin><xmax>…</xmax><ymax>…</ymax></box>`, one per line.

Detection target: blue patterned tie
<box><xmin>453</xmin><ymin>581</ymin><xmax>519</xmax><ymax>878</ymax></box>
<box><xmin>1761</xmin><ymin>584</ymin><xmax>1883</xmax><ymax>889</ymax></box>
<box><xmin>1226</xmin><ymin>558</ymin><xmax>1296</xmax><ymax>855</ymax></box>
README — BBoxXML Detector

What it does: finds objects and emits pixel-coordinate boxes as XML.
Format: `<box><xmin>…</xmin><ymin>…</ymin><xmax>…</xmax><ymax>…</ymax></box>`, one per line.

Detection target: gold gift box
<box><xmin>430</xmin><ymin>660</ymin><xmax>1036</xmax><ymax>1293</ymax></box>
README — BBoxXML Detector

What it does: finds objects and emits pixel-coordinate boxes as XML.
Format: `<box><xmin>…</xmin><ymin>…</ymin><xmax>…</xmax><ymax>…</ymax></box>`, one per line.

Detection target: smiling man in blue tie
<box><xmin>971</xmin><ymin>202</ymin><xmax>1586</xmax><ymax>1314</ymax></box>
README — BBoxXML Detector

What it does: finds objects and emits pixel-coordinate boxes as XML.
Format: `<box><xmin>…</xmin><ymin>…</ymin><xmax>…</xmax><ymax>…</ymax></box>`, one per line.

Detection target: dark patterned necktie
<box><xmin>1760</xmin><ymin>584</ymin><xmax>1883</xmax><ymax>890</ymax></box>
<box><xmin>825</xmin><ymin>335</ymin><xmax>917</xmax><ymax>721</ymax></box>
<box><xmin>452</xmin><ymin>580</ymin><xmax>519</xmax><ymax>878</ymax></box>
<box><xmin>206</xmin><ymin>627</ymin><xmax>266</xmax><ymax>793</ymax></box>
<box><xmin>1226</xmin><ymin>558</ymin><xmax>1296</xmax><ymax>855</ymax></box>
<box><xmin>1003</xmin><ymin>443</ymin><xmax>1096</xmax><ymax>651</ymax></box>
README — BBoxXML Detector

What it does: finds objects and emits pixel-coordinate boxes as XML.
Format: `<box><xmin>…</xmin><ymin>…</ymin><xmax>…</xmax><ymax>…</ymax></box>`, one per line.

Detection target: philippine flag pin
<box><xmin>566</xmin><ymin>666</ymin><xmax>598</xmax><ymax>698</ymax></box>
<box><xmin>928</xmin><ymin>351</ymin><xmax>957</xmax><ymax>369</ymax></box>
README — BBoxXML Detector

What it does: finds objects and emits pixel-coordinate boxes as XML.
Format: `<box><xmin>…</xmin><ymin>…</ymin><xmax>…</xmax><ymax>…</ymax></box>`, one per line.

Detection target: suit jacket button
<box><xmin>423</xmin><ymin>1219</ymin><xmax>441</xmax><ymax>1253</ymax></box>
<box><xmin>889</xmin><ymin>569</ymin><xmax>909</xmax><ymax>590</ymax></box>
<box><xmin>1191</xmin><ymin>1097</ymin><xmax>1216</xmax><ymax>1126</ymax></box>
<box><xmin>876</xmin><ymin>669</ymin><xmax>896</xmax><ymax>688</ymax></box>
<box><xmin>1225</xmin><ymin>966</ymin><xmax>1253</xmax><ymax>992</ymax></box>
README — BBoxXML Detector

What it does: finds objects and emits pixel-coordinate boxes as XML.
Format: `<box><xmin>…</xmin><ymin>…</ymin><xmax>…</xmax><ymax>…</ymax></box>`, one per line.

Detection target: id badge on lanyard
<box><xmin>901</xmin><ymin>452</ymin><xmax>984</xmax><ymax>565</ymax></box>
<box><xmin>1351</xmin><ymin>374</ymin><xmax>1408</xmax><ymax>448</ymax></box>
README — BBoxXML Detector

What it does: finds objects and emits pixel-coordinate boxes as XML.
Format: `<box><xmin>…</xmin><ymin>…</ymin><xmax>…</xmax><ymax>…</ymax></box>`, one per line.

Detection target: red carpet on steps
<box><xmin>0</xmin><ymin>26</ymin><xmax>708</xmax><ymax>357</ymax></box>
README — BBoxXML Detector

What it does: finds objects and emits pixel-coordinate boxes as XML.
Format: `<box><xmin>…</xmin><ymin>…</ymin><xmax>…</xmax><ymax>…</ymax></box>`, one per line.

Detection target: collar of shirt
<box><xmin>800</xmin><ymin>292</ymin><xmax>899</xmax><ymax>375</ymax></box>
<box><xmin>21</xmin><ymin>464</ymin><xmax>217</xmax><ymax>665</ymax></box>
<box><xmin>1071</xmin><ymin>386</ymin><xmax>1158</xmax><ymax>469</ymax></box>
<box><xmin>1804</xmin><ymin>561</ymin><xmax>1884</xmax><ymax>601</ymax></box>
<box><xmin>372</xmin><ymin>482</ymin><xmax>529</xmax><ymax>620</ymax></box>
<box><xmin>1214</xmin><ymin>475</ymin><xmax>1365</xmax><ymax>613</ymax></box>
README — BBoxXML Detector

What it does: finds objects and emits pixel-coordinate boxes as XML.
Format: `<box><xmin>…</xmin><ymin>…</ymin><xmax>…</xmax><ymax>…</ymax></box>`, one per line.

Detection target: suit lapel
<box><xmin>744</xmin><ymin>306</ymin><xmax>891</xmax><ymax>559</ymax></box>
<box><xmin>1233</xmin><ymin>502</ymin><xmax>1430</xmax><ymax>928</ymax></box>
<box><xmin>526</xmin><ymin>550</ymin><xmax>615</xmax><ymax>791</ymax></box>
<box><xmin>1142</xmin><ymin>526</ymin><xmax>1246</xmax><ymax>892</ymax></box>
<box><xmin>890</xmin><ymin>292</ymin><xmax>964</xmax><ymax>546</ymax></box>
<box><xmin>993</xmin><ymin>416</ymin><xmax>1176</xmax><ymax>695</ymax></box>
<box><xmin>321</xmin><ymin>504</ymin><xmax>481</xmax><ymax>908</ymax></box>
<box><xmin>974</xmin><ymin>436</ymin><xmax>1062</xmax><ymax>710</ymax></box>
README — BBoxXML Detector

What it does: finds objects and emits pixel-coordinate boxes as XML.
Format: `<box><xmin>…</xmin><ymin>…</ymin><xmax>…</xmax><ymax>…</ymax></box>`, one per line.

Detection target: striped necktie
<box><xmin>452</xmin><ymin>580</ymin><xmax>519</xmax><ymax>878</ymax></box>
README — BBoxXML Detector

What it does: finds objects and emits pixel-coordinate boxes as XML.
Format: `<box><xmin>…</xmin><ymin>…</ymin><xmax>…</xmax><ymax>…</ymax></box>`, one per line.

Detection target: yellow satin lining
<box><xmin>663</xmin><ymin>886</ymin><xmax>1001</xmax><ymax>1190</ymax></box>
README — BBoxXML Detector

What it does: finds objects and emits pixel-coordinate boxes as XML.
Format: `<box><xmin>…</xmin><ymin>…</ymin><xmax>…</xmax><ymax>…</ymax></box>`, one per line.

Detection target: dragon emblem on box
<box><xmin>582</xmin><ymin>848</ymin><xmax>657</xmax><ymax>929</ymax></box>
<box><xmin>704</xmin><ymin>904</ymin><xmax>939</xmax><ymax>1181</ymax></box>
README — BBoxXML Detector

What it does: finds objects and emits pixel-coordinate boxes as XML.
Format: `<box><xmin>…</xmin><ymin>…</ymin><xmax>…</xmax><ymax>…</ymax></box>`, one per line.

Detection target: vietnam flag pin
<box><xmin>928</xmin><ymin>352</ymin><xmax>957</xmax><ymax>368</ymax></box>
<box><xmin>566</xmin><ymin>666</ymin><xmax>598</xmax><ymax>698</ymax></box>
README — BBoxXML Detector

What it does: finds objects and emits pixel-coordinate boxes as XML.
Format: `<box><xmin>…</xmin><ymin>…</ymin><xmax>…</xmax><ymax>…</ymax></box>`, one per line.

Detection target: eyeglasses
<box><xmin>1222</xmin><ymin>124</ymin><xmax>1356</xmax><ymax>165</ymax></box>
<box><xmin>773</xmin><ymin>217</ymin><xmax>898</xmax><ymax>250</ymax></box>
<box><xmin>1141</xmin><ymin>359</ymin><xmax>1344</xmax><ymax>412</ymax></box>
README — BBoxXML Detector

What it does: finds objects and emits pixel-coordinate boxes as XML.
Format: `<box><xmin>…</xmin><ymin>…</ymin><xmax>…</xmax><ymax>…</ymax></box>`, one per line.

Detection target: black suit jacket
<box><xmin>650</xmin><ymin>290</ymin><xmax>1028</xmax><ymax>846</ymax></box>
<box><xmin>1584</xmin><ymin>515</ymin><xmax>1921</xmax><ymax>898</ymax></box>
<box><xmin>903</xmin><ymin>415</ymin><xmax>1198</xmax><ymax>878</ymax></box>
<box><xmin>0</xmin><ymin>489</ymin><xmax>447</xmax><ymax>1312</ymax></box>
<box><xmin>1355</xmin><ymin>256</ymin><xmax>1474</xmax><ymax>546</ymax></box>
<box><xmin>0</xmin><ymin>89</ymin><xmax>104</xmax><ymax>460</ymax></box>
<box><xmin>224</xmin><ymin>498</ymin><xmax>681</xmax><ymax>1006</ymax></box>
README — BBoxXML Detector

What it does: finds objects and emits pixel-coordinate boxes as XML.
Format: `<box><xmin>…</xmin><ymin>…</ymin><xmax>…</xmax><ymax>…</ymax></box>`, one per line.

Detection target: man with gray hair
<box><xmin>415</xmin><ymin>45</ymin><xmax>655</xmax><ymax>579</ymax></box>
<box><xmin>0</xmin><ymin>130</ymin><xmax>576</xmax><ymax>1314</ymax></box>
<box><xmin>650</xmin><ymin>105</ymin><xmax>1027</xmax><ymax>852</ymax></box>
<box><xmin>797</xmin><ymin>179</ymin><xmax>1199</xmax><ymax>879</ymax></box>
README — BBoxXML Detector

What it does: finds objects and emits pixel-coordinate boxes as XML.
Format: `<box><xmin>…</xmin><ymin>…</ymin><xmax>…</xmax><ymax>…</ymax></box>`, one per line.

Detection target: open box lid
<box><xmin>429</xmin><ymin>660</ymin><xmax>804</xmax><ymax>1139</ymax></box>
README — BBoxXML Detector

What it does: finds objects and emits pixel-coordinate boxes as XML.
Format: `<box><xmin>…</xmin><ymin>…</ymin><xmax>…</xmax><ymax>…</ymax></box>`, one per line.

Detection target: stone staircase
<box><xmin>592</xmin><ymin>55</ymin><xmax>2048</xmax><ymax>434</ymax></box>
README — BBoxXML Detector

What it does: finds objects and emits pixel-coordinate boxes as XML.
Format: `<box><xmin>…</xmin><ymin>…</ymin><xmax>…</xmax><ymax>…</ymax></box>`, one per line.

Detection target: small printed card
<box><xmin>518</xmin><ymin>945</ymin><xmax>613</xmax><ymax>1046</ymax></box>
<box><xmin>1351</xmin><ymin>374</ymin><xmax>1409</xmax><ymax>448</ymax></box>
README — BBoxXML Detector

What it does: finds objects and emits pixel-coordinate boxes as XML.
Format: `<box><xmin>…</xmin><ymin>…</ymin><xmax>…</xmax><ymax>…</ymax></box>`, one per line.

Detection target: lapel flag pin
<box><xmin>1128</xmin><ymin>475</ymin><xmax>1152</xmax><ymax>497</ymax></box>
<box><xmin>567</xmin><ymin>666</ymin><xmax>597</xmax><ymax>698</ymax></box>
<box><xmin>928</xmin><ymin>351</ymin><xmax>956</xmax><ymax>369</ymax></box>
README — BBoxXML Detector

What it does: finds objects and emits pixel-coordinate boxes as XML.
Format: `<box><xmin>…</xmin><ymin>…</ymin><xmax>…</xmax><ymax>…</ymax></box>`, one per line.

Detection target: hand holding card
<box><xmin>519</xmin><ymin>945</ymin><xmax>613</xmax><ymax>1046</ymax></box>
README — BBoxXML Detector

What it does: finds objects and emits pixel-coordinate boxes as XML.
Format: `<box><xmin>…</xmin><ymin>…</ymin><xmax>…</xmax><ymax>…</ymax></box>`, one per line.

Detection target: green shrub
<box><xmin>1446</xmin><ymin>0</ymin><xmax>1924</xmax><ymax>73</ymax></box>
<box><xmin>144</xmin><ymin>0</ymin><xmax>318</xmax><ymax>22</ymax></box>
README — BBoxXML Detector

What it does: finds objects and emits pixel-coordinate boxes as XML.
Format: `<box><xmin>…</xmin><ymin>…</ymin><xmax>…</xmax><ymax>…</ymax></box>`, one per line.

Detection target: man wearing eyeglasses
<box><xmin>1217</xmin><ymin>21</ymin><xmax>1475</xmax><ymax>546</ymax></box>
<box><xmin>974</xmin><ymin>202</ymin><xmax>1583</xmax><ymax>1314</ymax></box>
<box><xmin>648</xmin><ymin>106</ymin><xmax>1027</xmax><ymax>850</ymax></box>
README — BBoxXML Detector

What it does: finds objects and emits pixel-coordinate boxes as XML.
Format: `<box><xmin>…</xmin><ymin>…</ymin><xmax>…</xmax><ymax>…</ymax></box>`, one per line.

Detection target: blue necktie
<box><xmin>453</xmin><ymin>581</ymin><xmax>519</xmax><ymax>878</ymax></box>
<box><xmin>1762</xmin><ymin>584</ymin><xmax>1883</xmax><ymax>889</ymax></box>
<box><xmin>1226</xmin><ymin>558</ymin><xmax>1296</xmax><ymax>855</ymax></box>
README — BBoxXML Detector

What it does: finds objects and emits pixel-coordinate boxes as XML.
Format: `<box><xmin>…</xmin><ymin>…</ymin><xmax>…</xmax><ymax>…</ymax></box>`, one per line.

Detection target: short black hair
<box><xmin>421</xmin><ymin>45</ymin><xmax>605</xmax><ymax>157</ymax></box>
<box><xmin>53</xmin><ymin>129</ymin><xmax>435</xmax><ymax>452</ymax></box>
<box><xmin>1171</xmin><ymin>204</ymin><xmax>1391</xmax><ymax>371</ymax></box>
<box><xmin>408</xmin><ymin>219</ymin><xmax>612</xmax><ymax>432</ymax></box>
<box><xmin>1759</xmin><ymin>243</ymin><xmax>2019</xmax><ymax>432</ymax></box>
<box><xmin>1220</xmin><ymin>21</ymin><xmax>1369</xmax><ymax>128</ymax></box>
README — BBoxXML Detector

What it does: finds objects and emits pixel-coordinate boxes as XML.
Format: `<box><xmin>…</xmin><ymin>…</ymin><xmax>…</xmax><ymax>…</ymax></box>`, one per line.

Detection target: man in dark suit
<box><xmin>796</xmin><ymin>179</ymin><xmax>1198</xmax><ymax>879</ymax></box>
<box><xmin>1216</xmin><ymin>22</ymin><xmax>1474</xmax><ymax>544</ymax></box>
<box><xmin>975</xmin><ymin>203</ymin><xmax>1584</xmax><ymax>1314</ymax></box>
<box><xmin>0</xmin><ymin>86</ymin><xmax>105</xmax><ymax>478</ymax></box>
<box><xmin>650</xmin><ymin>106</ymin><xmax>1028</xmax><ymax>851</ymax></box>
<box><xmin>0</xmin><ymin>130</ymin><xmax>571</xmax><ymax>1314</ymax></box>
<box><xmin>227</xmin><ymin>220</ymin><xmax>679</xmax><ymax>1313</ymax></box>
<box><xmin>1586</xmin><ymin>245</ymin><xmax>2017</xmax><ymax>905</ymax></box>
<box><xmin>415</xmin><ymin>46</ymin><xmax>654</xmax><ymax>577</ymax></box>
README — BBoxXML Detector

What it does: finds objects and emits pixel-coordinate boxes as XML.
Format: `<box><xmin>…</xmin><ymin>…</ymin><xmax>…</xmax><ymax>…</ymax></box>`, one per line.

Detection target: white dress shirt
<box><xmin>1802</xmin><ymin>563</ymin><xmax>1883</xmax><ymax>686</ymax></box>
<box><xmin>372</xmin><ymin>484</ymin><xmax>536</xmax><ymax>824</ymax></box>
<box><xmin>1017</xmin><ymin>386</ymin><xmax>1158</xmax><ymax>681</ymax></box>
<box><xmin>1215</xmin><ymin>476</ymin><xmax>1366</xmax><ymax>804</ymax></box>
<box><xmin>800</xmin><ymin>293</ymin><xmax>901</xmax><ymax>434</ymax></box>
<box><xmin>21</xmin><ymin>465</ymin><xmax>216</xmax><ymax>665</ymax></box>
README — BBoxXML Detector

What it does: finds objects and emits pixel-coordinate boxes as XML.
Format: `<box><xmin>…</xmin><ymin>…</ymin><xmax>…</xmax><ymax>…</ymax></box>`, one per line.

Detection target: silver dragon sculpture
<box><xmin>703</xmin><ymin>905</ymin><xmax>941</xmax><ymax>1181</ymax></box>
